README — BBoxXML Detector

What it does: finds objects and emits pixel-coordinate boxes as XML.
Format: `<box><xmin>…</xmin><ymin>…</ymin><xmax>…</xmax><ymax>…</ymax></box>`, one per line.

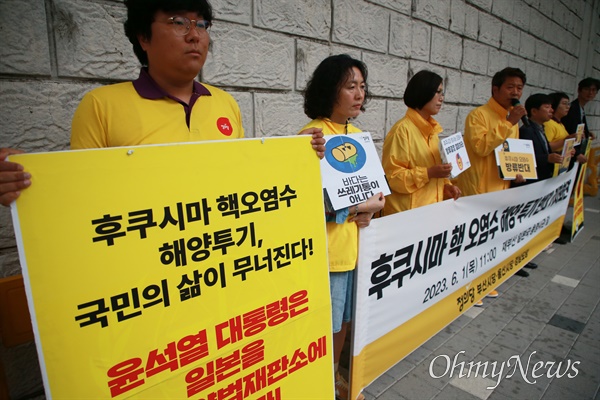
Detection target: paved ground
<box><xmin>362</xmin><ymin>194</ymin><xmax>600</xmax><ymax>400</ymax></box>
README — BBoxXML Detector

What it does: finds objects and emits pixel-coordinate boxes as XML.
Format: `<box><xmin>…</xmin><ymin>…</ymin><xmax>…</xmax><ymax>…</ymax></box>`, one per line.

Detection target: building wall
<box><xmin>0</xmin><ymin>0</ymin><xmax>598</xmax><ymax>397</ymax></box>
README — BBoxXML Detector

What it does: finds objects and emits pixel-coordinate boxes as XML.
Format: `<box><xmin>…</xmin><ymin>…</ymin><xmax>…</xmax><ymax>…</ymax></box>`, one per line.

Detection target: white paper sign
<box><xmin>439</xmin><ymin>132</ymin><xmax>471</xmax><ymax>178</ymax></box>
<box><xmin>321</xmin><ymin>132</ymin><xmax>390</xmax><ymax>210</ymax></box>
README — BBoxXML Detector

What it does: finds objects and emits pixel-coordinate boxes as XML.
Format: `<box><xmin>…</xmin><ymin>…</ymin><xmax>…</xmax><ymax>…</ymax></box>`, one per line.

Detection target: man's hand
<box><xmin>0</xmin><ymin>148</ymin><xmax>30</xmax><ymax>206</ymax></box>
<box><xmin>428</xmin><ymin>163</ymin><xmax>452</xmax><ymax>179</ymax></box>
<box><xmin>514</xmin><ymin>173</ymin><xmax>526</xmax><ymax>184</ymax></box>
<box><xmin>349</xmin><ymin>211</ymin><xmax>373</xmax><ymax>228</ymax></box>
<box><xmin>507</xmin><ymin>104</ymin><xmax>527</xmax><ymax>126</ymax></box>
<box><xmin>443</xmin><ymin>184</ymin><xmax>461</xmax><ymax>200</ymax></box>
<box><xmin>548</xmin><ymin>153</ymin><xmax>563</xmax><ymax>164</ymax></box>
<box><xmin>360</xmin><ymin>192</ymin><xmax>385</xmax><ymax>214</ymax></box>
<box><xmin>298</xmin><ymin>127</ymin><xmax>325</xmax><ymax>159</ymax></box>
<box><xmin>577</xmin><ymin>154</ymin><xmax>587</xmax><ymax>164</ymax></box>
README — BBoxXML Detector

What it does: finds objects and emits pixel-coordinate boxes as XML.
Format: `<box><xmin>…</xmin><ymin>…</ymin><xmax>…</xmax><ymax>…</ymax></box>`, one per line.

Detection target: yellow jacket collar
<box><xmin>406</xmin><ymin>108</ymin><xmax>443</xmax><ymax>139</ymax></box>
<box><xmin>487</xmin><ymin>97</ymin><xmax>510</xmax><ymax>119</ymax></box>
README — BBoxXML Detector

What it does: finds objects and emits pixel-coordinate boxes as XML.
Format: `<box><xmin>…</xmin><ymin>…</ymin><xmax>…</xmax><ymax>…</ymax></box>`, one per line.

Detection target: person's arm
<box><xmin>0</xmin><ymin>148</ymin><xmax>31</xmax><ymax>206</ymax></box>
<box><xmin>465</xmin><ymin>107</ymin><xmax>523</xmax><ymax>157</ymax></box>
<box><xmin>548</xmin><ymin>134</ymin><xmax>577</xmax><ymax>152</ymax></box>
<box><xmin>548</xmin><ymin>153</ymin><xmax>563</xmax><ymax>164</ymax></box>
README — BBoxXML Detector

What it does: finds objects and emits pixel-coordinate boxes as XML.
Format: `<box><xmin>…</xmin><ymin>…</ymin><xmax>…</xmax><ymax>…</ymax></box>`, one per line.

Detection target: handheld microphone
<box><xmin>510</xmin><ymin>98</ymin><xmax>529</xmax><ymax>126</ymax></box>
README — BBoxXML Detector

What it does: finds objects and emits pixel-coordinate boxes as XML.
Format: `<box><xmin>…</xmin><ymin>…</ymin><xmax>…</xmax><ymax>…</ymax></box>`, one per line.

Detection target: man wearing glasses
<box><xmin>0</xmin><ymin>0</ymin><xmax>325</xmax><ymax>205</ymax></box>
<box><xmin>71</xmin><ymin>0</ymin><xmax>242</xmax><ymax>148</ymax></box>
<box><xmin>562</xmin><ymin>77</ymin><xmax>600</xmax><ymax>141</ymax></box>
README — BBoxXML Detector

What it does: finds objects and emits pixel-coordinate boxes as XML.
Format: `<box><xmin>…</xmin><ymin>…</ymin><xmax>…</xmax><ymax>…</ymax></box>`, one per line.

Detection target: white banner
<box><xmin>350</xmin><ymin>167</ymin><xmax>576</xmax><ymax>399</ymax></box>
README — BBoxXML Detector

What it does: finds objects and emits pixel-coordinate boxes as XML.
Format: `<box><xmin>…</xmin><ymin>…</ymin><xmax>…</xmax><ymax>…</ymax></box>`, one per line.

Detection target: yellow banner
<box><xmin>571</xmin><ymin>140</ymin><xmax>592</xmax><ymax>240</ymax></box>
<box><xmin>11</xmin><ymin>138</ymin><xmax>333</xmax><ymax>399</ymax></box>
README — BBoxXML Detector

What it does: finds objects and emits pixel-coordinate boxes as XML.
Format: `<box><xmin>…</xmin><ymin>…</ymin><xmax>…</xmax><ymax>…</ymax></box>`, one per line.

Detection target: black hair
<box><xmin>491</xmin><ymin>67</ymin><xmax>526</xmax><ymax>93</ymax></box>
<box><xmin>548</xmin><ymin>92</ymin><xmax>569</xmax><ymax>113</ymax></box>
<box><xmin>524</xmin><ymin>93</ymin><xmax>552</xmax><ymax>117</ymax></box>
<box><xmin>578</xmin><ymin>77</ymin><xmax>600</xmax><ymax>91</ymax></box>
<box><xmin>403</xmin><ymin>70</ymin><xmax>443</xmax><ymax>110</ymax></box>
<box><xmin>124</xmin><ymin>0</ymin><xmax>214</xmax><ymax>66</ymax></box>
<box><xmin>303</xmin><ymin>54</ymin><xmax>370</xmax><ymax>120</ymax></box>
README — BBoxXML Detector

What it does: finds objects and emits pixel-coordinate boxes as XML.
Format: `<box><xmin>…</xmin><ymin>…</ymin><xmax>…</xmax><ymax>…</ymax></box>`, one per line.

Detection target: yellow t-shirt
<box><xmin>382</xmin><ymin>108</ymin><xmax>449</xmax><ymax>214</ymax></box>
<box><xmin>299</xmin><ymin>118</ymin><xmax>362</xmax><ymax>272</ymax></box>
<box><xmin>543</xmin><ymin>119</ymin><xmax>569</xmax><ymax>152</ymax></box>
<box><xmin>71</xmin><ymin>81</ymin><xmax>243</xmax><ymax>149</ymax></box>
<box><xmin>455</xmin><ymin>97</ymin><xmax>518</xmax><ymax>196</ymax></box>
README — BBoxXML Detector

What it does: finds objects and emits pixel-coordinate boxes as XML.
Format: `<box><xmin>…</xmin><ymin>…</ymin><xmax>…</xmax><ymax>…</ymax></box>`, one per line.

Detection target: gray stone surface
<box><xmin>0</xmin><ymin>0</ymin><xmax>51</xmax><ymax>76</ymax></box>
<box><xmin>332</xmin><ymin>0</ymin><xmax>389</xmax><ymax>53</ymax></box>
<box><xmin>430</xmin><ymin>28</ymin><xmax>463</xmax><ymax>69</ymax></box>
<box><xmin>363</xmin><ymin>53</ymin><xmax>407</xmax><ymax>98</ymax></box>
<box><xmin>254</xmin><ymin>92</ymin><xmax>305</xmax><ymax>137</ymax></box>
<box><xmin>204</xmin><ymin>23</ymin><xmax>294</xmax><ymax>89</ymax></box>
<box><xmin>212</xmin><ymin>0</ymin><xmax>252</xmax><ymax>25</ymax></box>
<box><xmin>413</xmin><ymin>0</ymin><xmax>450</xmax><ymax>28</ymax></box>
<box><xmin>254</xmin><ymin>0</ymin><xmax>330</xmax><ymax>39</ymax></box>
<box><xmin>53</xmin><ymin>0</ymin><xmax>138</xmax><ymax>80</ymax></box>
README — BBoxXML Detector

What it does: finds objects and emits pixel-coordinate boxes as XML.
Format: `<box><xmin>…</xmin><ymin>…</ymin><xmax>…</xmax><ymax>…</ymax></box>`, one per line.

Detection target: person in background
<box><xmin>300</xmin><ymin>54</ymin><xmax>385</xmax><ymax>400</ymax></box>
<box><xmin>545</xmin><ymin>92</ymin><xmax>577</xmax><ymax>152</ymax></box>
<box><xmin>382</xmin><ymin>70</ymin><xmax>461</xmax><ymax>216</ymax></box>
<box><xmin>562</xmin><ymin>77</ymin><xmax>600</xmax><ymax>141</ymax></box>
<box><xmin>518</xmin><ymin>94</ymin><xmax>567</xmax><ymax>182</ymax></box>
<box><xmin>545</xmin><ymin>92</ymin><xmax>587</xmax><ymax>164</ymax></box>
<box><xmin>455</xmin><ymin>67</ymin><xmax>531</xmax><ymax>306</ymax></box>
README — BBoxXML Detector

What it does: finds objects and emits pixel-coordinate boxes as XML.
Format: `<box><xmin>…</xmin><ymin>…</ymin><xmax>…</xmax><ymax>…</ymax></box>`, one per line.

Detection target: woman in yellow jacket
<box><xmin>299</xmin><ymin>54</ymin><xmax>384</xmax><ymax>400</ymax></box>
<box><xmin>382</xmin><ymin>70</ymin><xmax>461</xmax><ymax>215</ymax></box>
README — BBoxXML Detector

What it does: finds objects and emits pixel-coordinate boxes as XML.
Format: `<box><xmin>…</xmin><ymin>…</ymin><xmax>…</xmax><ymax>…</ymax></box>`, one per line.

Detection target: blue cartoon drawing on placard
<box><xmin>325</xmin><ymin>136</ymin><xmax>367</xmax><ymax>173</ymax></box>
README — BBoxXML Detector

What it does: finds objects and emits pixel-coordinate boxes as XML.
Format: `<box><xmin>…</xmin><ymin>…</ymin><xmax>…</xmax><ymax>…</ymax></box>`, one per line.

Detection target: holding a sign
<box><xmin>382</xmin><ymin>70</ymin><xmax>462</xmax><ymax>216</ymax></box>
<box><xmin>438</xmin><ymin>132</ymin><xmax>471</xmax><ymax>178</ymax></box>
<box><xmin>555</xmin><ymin>138</ymin><xmax>576</xmax><ymax>176</ymax></box>
<box><xmin>300</xmin><ymin>54</ymin><xmax>386</xmax><ymax>400</ymax></box>
<box><xmin>574</xmin><ymin>123</ymin><xmax>585</xmax><ymax>145</ymax></box>
<box><xmin>11</xmin><ymin>138</ymin><xmax>334</xmax><ymax>399</ymax></box>
<box><xmin>515</xmin><ymin>93</ymin><xmax>570</xmax><ymax>183</ymax></box>
<box><xmin>321</xmin><ymin>132</ymin><xmax>390</xmax><ymax>211</ymax></box>
<box><xmin>494</xmin><ymin>138</ymin><xmax>537</xmax><ymax>180</ymax></box>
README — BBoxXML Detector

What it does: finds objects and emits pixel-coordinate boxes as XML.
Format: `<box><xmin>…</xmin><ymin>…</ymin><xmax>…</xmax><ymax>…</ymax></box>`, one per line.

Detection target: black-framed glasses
<box><xmin>163</xmin><ymin>16</ymin><xmax>211</xmax><ymax>36</ymax></box>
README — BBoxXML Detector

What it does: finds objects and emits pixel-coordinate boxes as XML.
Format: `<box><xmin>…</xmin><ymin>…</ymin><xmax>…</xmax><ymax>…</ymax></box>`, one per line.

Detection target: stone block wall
<box><xmin>0</xmin><ymin>0</ymin><xmax>598</xmax><ymax>397</ymax></box>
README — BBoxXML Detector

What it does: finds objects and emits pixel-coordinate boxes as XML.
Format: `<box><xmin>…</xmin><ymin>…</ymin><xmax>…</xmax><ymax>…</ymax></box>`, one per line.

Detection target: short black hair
<box><xmin>303</xmin><ymin>54</ymin><xmax>370</xmax><ymax>120</ymax></box>
<box><xmin>548</xmin><ymin>92</ymin><xmax>569</xmax><ymax>112</ymax></box>
<box><xmin>124</xmin><ymin>0</ymin><xmax>214</xmax><ymax>66</ymax></box>
<box><xmin>403</xmin><ymin>70</ymin><xmax>443</xmax><ymax>110</ymax></box>
<box><xmin>524</xmin><ymin>93</ymin><xmax>552</xmax><ymax>117</ymax></box>
<box><xmin>491</xmin><ymin>67</ymin><xmax>526</xmax><ymax>93</ymax></box>
<box><xmin>578</xmin><ymin>77</ymin><xmax>600</xmax><ymax>91</ymax></box>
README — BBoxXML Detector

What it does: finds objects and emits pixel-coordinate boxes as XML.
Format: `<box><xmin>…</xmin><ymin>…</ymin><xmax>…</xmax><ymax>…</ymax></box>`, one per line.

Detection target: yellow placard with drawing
<box><xmin>571</xmin><ymin>140</ymin><xmax>592</xmax><ymax>241</ymax></box>
<box><xmin>10</xmin><ymin>137</ymin><xmax>333</xmax><ymax>399</ymax></box>
<box><xmin>497</xmin><ymin>151</ymin><xmax>537</xmax><ymax>180</ymax></box>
